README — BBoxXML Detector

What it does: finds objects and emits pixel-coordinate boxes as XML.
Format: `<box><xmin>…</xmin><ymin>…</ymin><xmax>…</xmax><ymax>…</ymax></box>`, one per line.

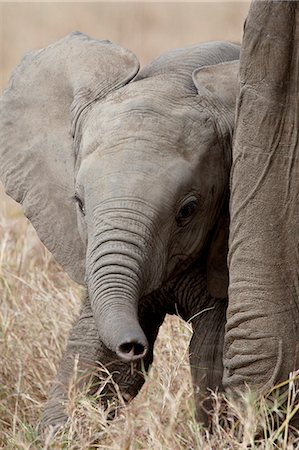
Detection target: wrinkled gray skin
<box><xmin>0</xmin><ymin>33</ymin><xmax>239</xmax><ymax>429</ymax></box>
<box><xmin>225</xmin><ymin>1</ymin><xmax>299</xmax><ymax>409</ymax></box>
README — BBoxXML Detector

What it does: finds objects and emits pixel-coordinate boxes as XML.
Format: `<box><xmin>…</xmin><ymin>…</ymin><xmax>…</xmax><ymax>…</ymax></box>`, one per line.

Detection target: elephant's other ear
<box><xmin>192</xmin><ymin>60</ymin><xmax>239</xmax><ymax>113</ymax></box>
<box><xmin>193</xmin><ymin>60</ymin><xmax>238</xmax><ymax>299</ymax></box>
<box><xmin>207</xmin><ymin>211</ymin><xmax>229</xmax><ymax>299</ymax></box>
<box><xmin>0</xmin><ymin>32</ymin><xmax>139</xmax><ymax>284</ymax></box>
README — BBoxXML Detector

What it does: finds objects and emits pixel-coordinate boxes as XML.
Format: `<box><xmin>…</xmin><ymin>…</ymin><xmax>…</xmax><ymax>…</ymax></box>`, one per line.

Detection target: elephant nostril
<box><xmin>117</xmin><ymin>341</ymin><xmax>147</xmax><ymax>361</ymax></box>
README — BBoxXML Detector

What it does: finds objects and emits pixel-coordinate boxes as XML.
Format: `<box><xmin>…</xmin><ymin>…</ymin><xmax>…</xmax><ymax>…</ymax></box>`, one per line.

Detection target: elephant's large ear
<box><xmin>192</xmin><ymin>59</ymin><xmax>239</xmax><ymax>115</ymax></box>
<box><xmin>193</xmin><ymin>60</ymin><xmax>239</xmax><ymax>299</ymax></box>
<box><xmin>0</xmin><ymin>32</ymin><xmax>139</xmax><ymax>284</ymax></box>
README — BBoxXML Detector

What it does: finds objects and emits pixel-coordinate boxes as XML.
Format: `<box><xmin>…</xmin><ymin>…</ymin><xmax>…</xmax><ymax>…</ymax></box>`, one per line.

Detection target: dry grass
<box><xmin>1</xmin><ymin>3</ymin><xmax>299</xmax><ymax>449</ymax></box>
<box><xmin>1</xmin><ymin>189</ymin><xmax>299</xmax><ymax>449</ymax></box>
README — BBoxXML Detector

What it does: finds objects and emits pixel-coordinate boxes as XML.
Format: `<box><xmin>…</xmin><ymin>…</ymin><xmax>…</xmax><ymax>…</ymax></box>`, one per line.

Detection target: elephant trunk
<box><xmin>86</xmin><ymin>202</ymin><xmax>162</xmax><ymax>361</ymax></box>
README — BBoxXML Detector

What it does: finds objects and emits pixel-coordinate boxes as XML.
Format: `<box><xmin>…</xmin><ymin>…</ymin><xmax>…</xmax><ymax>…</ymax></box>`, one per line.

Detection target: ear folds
<box><xmin>192</xmin><ymin>60</ymin><xmax>239</xmax><ymax>114</ymax></box>
<box><xmin>0</xmin><ymin>32</ymin><xmax>139</xmax><ymax>284</ymax></box>
<box><xmin>192</xmin><ymin>60</ymin><xmax>239</xmax><ymax>299</ymax></box>
<box><xmin>207</xmin><ymin>211</ymin><xmax>229</xmax><ymax>299</ymax></box>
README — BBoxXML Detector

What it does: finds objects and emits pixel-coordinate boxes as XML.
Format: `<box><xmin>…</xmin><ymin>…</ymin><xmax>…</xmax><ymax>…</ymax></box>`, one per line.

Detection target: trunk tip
<box><xmin>116</xmin><ymin>339</ymin><xmax>148</xmax><ymax>362</ymax></box>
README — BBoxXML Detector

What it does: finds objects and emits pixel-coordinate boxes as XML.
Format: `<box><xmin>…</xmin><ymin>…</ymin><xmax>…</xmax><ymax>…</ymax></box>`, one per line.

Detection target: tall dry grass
<box><xmin>1</xmin><ymin>2</ymin><xmax>299</xmax><ymax>449</ymax></box>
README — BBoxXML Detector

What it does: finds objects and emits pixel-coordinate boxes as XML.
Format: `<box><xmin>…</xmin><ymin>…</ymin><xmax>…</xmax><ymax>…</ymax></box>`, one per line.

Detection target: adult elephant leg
<box><xmin>41</xmin><ymin>293</ymin><xmax>166</xmax><ymax>432</ymax></box>
<box><xmin>224</xmin><ymin>2</ymin><xmax>299</xmax><ymax>396</ymax></box>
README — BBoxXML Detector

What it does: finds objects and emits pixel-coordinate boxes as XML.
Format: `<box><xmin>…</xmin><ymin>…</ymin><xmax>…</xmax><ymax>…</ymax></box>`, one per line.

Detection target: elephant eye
<box><xmin>176</xmin><ymin>197</ymin><xmax>198</xmax><ymax>227</ymax></box>
<box><xmin>74</xmin><ymin>194</ymin><xmax>85</xmax><ymax>216</ymax></box>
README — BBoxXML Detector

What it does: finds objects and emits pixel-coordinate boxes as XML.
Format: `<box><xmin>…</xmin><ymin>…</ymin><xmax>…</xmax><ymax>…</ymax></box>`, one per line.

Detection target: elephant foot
<box><xmin>38</xmin><ymin>414</ymin><xmax>69</xmax><ymax>441</ymax></box>
<box><xmin>39</xmin><ymin>397</ymin><xmax>70</xmax><ymax>439</ymax></box>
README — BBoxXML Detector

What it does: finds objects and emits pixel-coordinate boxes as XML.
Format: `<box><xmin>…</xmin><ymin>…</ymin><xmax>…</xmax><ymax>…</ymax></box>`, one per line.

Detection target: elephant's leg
<box><xmin>168</xmin><ymin>263</ymin><xmax>227</xmax><ymax>425</ymax></box>
<box><xmin>225</xmin><ymin>1</ymin><xmax>299</xmax><ymax>403</ymax></box>
<box><xmin>189</xmin><ymin>298</ymin><xmax>227</xmax><ymax>425</ymax></box>
<box><xmin>40</xmin><ymin>296</ymin><xmax>106</xmax><ymax>431</ymax></box>
<box><xmin>41</xmin><ymin>293</ymin><xmax>165</xmax><ymax>431</ymax></box>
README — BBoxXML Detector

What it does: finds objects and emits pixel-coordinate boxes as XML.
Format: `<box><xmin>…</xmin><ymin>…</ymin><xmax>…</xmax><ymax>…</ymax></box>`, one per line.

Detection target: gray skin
<box><xmin>0</xmin><ymin>33</ymin><xmax>239</xmax><ymax>428</ymax></box>
<box><xmin>43</xmin><ymin>262</ymin><xmax>227</xmax><ymax>429</ymax></box>
<box><xmin>225</xmin><ymin>0</ymin><xmax>299</xmax><ymax>409</ymax></box>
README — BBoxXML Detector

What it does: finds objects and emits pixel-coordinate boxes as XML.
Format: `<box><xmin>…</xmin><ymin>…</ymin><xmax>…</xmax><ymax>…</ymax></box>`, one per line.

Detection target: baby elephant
<box><xmin>0</xmin><ymin>33</ymin><xmax>239</xmax><ymax>429</ymax></box>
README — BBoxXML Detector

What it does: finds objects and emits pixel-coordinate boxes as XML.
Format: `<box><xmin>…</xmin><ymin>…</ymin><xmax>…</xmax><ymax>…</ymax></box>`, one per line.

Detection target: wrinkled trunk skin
<box><xmin>224</xmin><ymin>1</ymin><xmax>299</xmax><ymax>395</ymax></box>
<box><xmin>86</xmin><ymin>200</ymin><xmax>163</xmax><ymax>361</ymax></box>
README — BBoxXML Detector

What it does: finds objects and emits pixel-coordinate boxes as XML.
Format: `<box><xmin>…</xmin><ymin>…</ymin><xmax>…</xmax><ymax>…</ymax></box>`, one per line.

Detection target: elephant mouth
<box><xmin>166</xmin><ymin>253</ymin><xmax>195</xmax><ymax>281</ymax></box>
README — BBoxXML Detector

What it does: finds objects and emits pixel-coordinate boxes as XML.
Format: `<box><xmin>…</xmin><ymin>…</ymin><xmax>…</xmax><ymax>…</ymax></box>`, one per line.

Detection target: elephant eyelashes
<box><xmin>74</xmin><ymin>195</ymin><xmax>85</xmax><ymax>216</ymax></box>
<box><xmin>176</xmin><ymin>198</ymin><xmax>198</xmax><ymax>227</ymax></box>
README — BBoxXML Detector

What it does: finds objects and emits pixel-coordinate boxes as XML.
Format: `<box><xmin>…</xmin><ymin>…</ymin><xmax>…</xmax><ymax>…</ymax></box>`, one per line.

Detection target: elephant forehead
<box><xmin>78</xmin><ymin>153</ymin><xmax>202</xmax><ymax>215</ymax></box>
<box><xmin>80</xmin><ymin>146</ymin><xmax>197</xmax><ymax>187</ymax></box>
<box><xmin>82</xmin><ymin>142</ymin><xmax>215</xmax><ymax>194</ymax></box>
<box><xmin>81</xmin><ymin>82</ymin><xmax>216</xmax><ymax>161</ymax></box>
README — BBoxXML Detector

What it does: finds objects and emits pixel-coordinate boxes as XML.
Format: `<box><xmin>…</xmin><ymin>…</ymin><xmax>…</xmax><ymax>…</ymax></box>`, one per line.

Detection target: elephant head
<box><xmin>0</xmin><ymin>33</ymin><xmax>239</xmax><ymax>361</ymax></box>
